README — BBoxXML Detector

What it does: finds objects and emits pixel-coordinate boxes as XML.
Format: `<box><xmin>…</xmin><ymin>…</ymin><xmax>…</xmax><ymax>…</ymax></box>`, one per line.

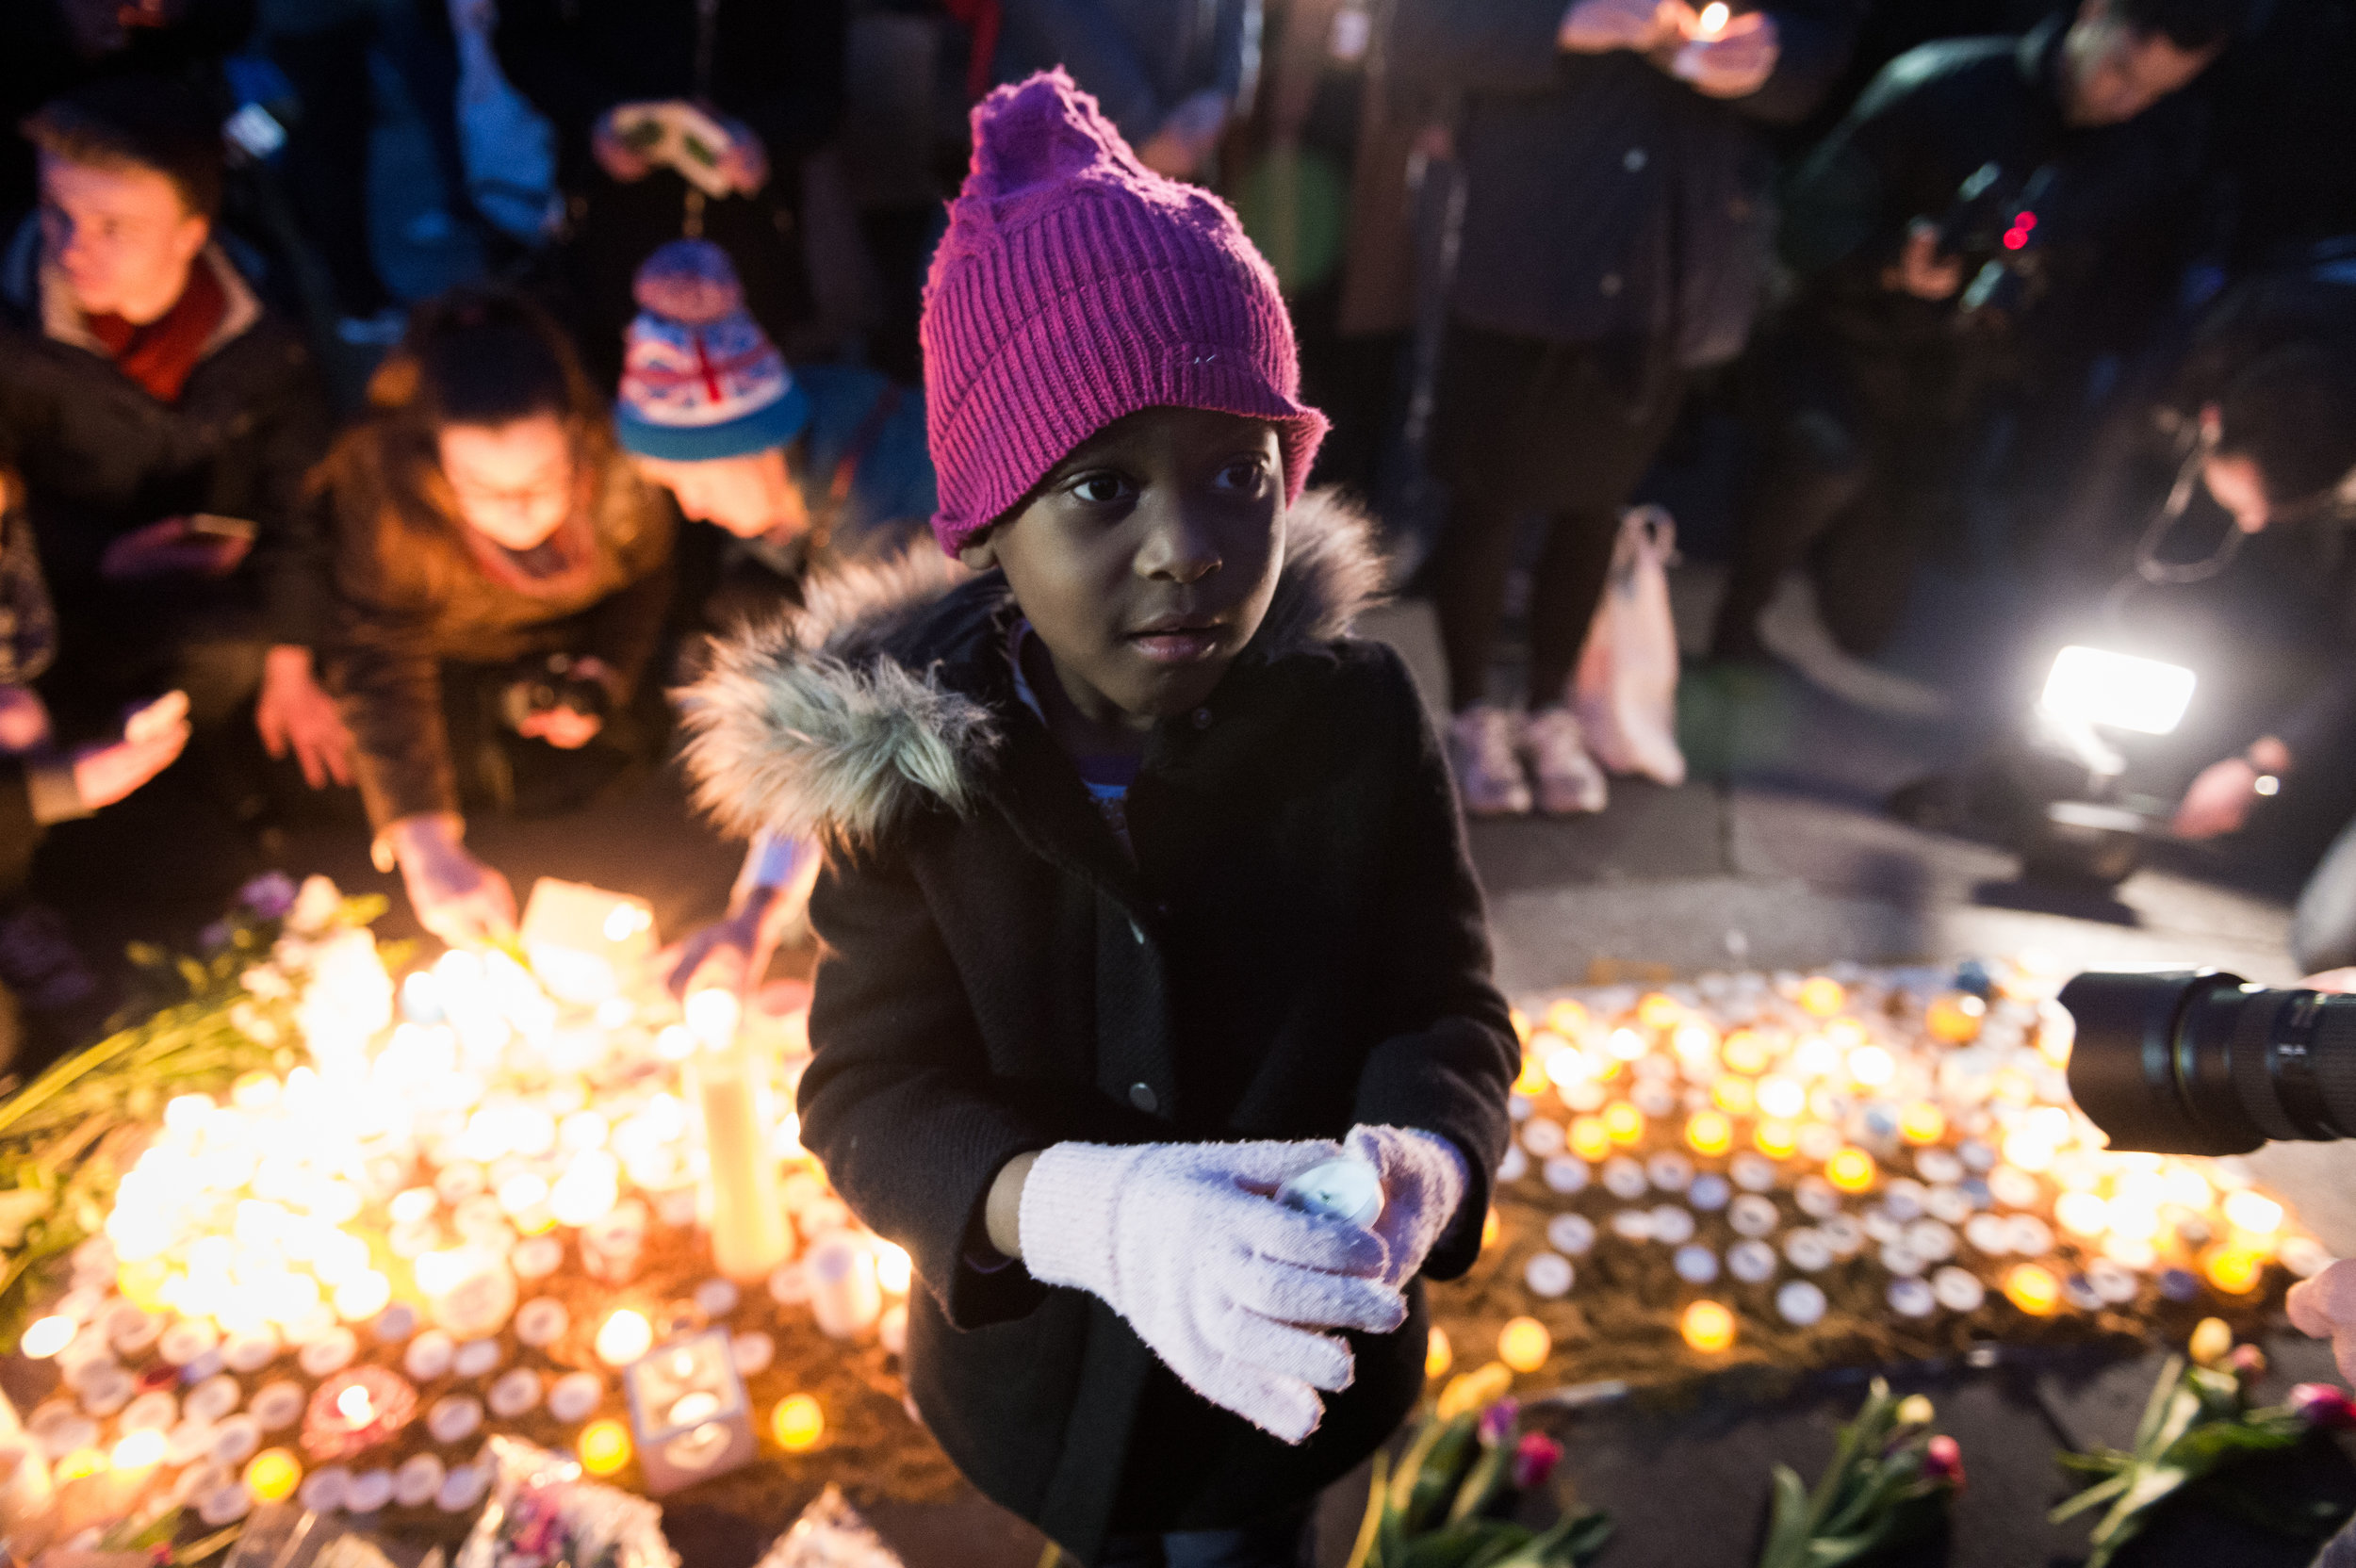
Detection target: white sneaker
<box><xmin>1523</xmin><ymin>705</ymin><xmax>1608</xmax><ymax>815</ymax></box>
<box><xmin>1448</xmin><ymin>706</ymin><xmax>1532</xmax><ymax>816</ymax></box>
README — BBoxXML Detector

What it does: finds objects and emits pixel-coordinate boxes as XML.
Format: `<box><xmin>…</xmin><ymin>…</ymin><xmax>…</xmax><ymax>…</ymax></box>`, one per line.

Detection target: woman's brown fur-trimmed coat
<box><xmin>680</xmin><ymin>494</ymin><xmax>1515</xmax><ymax>1561</ymax></box>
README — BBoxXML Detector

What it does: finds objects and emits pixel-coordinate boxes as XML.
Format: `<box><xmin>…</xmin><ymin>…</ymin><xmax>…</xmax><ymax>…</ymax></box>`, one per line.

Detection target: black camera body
<box><xmin>500</xmin><ymin>651</ymin><xmax>613</xmax><ymax>734</ymax></box>
<box><xmin>1934</xmin><ymin>160</ymin><xmax>2061</xmax><ymax>323</ymax></box>
<box><xmin>2061</xmin><ymin>970</ymin><xmax>2356</xmax><ymax>1154</ymax></box>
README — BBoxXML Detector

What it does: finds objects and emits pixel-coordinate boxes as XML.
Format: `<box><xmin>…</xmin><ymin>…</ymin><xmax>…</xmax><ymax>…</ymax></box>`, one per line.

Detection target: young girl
<box><xmin>684</xmin><ymin>73</ymin><xmax>1516</xmax><ymax>1567</ymax></box>
<box><xmin>315</xmin><ymin>289</ymin><xmax>675</xmax><ymax>946</ymax></box>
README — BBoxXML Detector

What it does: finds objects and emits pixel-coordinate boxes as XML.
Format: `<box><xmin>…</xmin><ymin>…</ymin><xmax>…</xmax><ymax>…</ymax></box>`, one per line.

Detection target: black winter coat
<box><xmin>0</xmin><ymin>225</ymin><xmax>331</xmax><ymax>654</ymax></box>
<box><xmin>1391</xmin><ymin>0</ymin><xmax>1860</xmax><ymax>370</ymax></box>
<box><xmin>682</xmin><ymin>496</ymin><xmax>1517</xmax><ymax>1561</ymax></box>
<box><xmin>1780</xmin><ymin>16</ymin><xmax>2208</xmax><ymax>364</ymax></box>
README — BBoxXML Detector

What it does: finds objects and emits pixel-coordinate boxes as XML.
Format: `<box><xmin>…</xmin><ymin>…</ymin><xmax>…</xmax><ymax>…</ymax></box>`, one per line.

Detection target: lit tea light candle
<box><xmin>1752</xmin><ymin>1120</ymin><xmax>1797</xmax><ymax>1159</ymax></box>
<box><xmin>1567</xmin><ymin>1117</ymin><xmax>1612</xmax><ymax>1162</ymax></box>
<box><xmin>1899</xmin><ymin>1102</ymin><xmax>1946</xmax><ymax>1145</ymax></box>
<box><xmin>1684</xmin><ymin>1111</ymin><xmax>1733</xmax><ymax>1157</ymax></box>
<box><xmin>597</xmin><ymin>1310</ymin><xmax>655</xmax><ymax>1367</ymax></box>
<box><xmin>579</xmin><ymin>1419</ymin><xmax>632</xmax><ymax>1476</ymax></box>
<box><xmin>1796</xmin><ymin>977</ymin><xmax>1845</xmax><ymax>1017</ymax></box>
<box><xmin>1497</xmin><ymin>1316</ymin><xmax>1551</xmax><ymax>1372</ymax></box>
<box><xmin>1694</xmin><ymin>0</ymin><xmax>1730</xmax><ymax>38</ymax></box>
<box><xmin>2222</xmin><ymin>1190</ymin><xmax>2283</xmax><ymax>1237</ymax></box>
<box><xmin>244</xmin><ymin>1448</ymin><xmax>301</xmax><ymax>1504</ymax></box>
<box><xmin>1601</xmin><ymin>1102</ymin><xmax>1645</xmax><ymax>1145</ymax></box>
<box><xmin>1825</xmin><ymin>1148</ymin><xmax>1876</xmax><ymax>1195</ymax></box>
<box><xmin>2203</xmin><ymin>1246</ymin><xmax>2266</xmax><ymax>1295</ymax></box>
<box><xmin>1711</xmin><ymin>1077</ymin><xmax>1757</xmax><ymax>1117</ymax></box>
<box><xmin>1722</xmin><ymin>1030</ymin><xmax>1770</xmax><ymax>1075</ymax></box>
<box><xmin>2004</xmin><ymin>1263</ymin><xmax>2061</xmax><ymax>1315</ymax></box>
<box><xmin>772</xmin><ymin>1395</ymin><xmax>825</xmax><ymax>1453</ymax></box>
<box><xmin>19</xmin><ymin>1317</ymin><xmax>73</xmax><ymax>1361</ymax></box>
<box><xmin>1680</xmin><ymin>1299</ymin><xmax>1736</xmax><ymax>1352</ymax></box>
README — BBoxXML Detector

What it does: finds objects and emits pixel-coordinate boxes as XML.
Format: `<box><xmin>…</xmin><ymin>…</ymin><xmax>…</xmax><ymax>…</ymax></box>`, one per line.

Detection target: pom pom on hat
<box><xmin>615</xmin><ymin>239</ymin><xmax>810</xmax><ymax>463</ymax></box>
<box><xmin>920</xmin><ymin>71</ymin><xmax>1326</xmax><ymax>556</ymax></box>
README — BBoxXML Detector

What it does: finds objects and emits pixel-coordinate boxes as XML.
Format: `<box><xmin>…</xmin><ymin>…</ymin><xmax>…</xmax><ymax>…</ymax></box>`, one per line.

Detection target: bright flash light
<box><xmin>2039</xmin><ymin>646</ymin><xmax>2195</xmax><ymax>735</ymax></box>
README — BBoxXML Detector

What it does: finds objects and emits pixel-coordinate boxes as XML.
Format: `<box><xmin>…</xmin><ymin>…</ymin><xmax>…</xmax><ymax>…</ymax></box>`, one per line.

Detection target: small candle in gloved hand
<box><xmin>1276</xmin><ymin>1159</ymin><xmax>1383</xmax><ymax>1229</ymax></box>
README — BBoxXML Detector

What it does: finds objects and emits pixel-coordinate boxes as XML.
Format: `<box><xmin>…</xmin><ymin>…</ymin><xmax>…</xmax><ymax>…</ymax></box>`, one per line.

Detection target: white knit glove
<box><xmin>1345</xmin><ymin>1125</ymin><xmax>1471</xmax><ymax>1289</ymax></box>
<box><xmin>1019</xmin><ymin>1139</ymin><xmax>1408</xmax><ymax>1444</ymax></box>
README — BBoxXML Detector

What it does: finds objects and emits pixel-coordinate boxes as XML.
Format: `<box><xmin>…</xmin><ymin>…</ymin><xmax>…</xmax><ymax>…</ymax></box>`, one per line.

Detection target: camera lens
<box><xmin>2060</xmin><ymin>970</ymin><xmax>2356</xmax><ymax>1154</ymax></box>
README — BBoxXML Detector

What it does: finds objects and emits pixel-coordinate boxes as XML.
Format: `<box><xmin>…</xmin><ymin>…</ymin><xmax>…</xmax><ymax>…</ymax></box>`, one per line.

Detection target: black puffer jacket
<box><xmin>0</xmin><ymin>221</ymin><xmax>331</xmax><ymax>654</ymax></box>
<box><xmin>680</xmin><ymin>494</ymin><xmax>1517</xmax><ymax>1562</ymax></box>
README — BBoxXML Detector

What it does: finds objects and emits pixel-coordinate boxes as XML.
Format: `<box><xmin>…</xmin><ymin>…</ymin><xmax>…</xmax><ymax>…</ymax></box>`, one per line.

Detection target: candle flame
<box><xmin>1697</xmin><ymin>2</ymin><xmax>1730</xmax><ymax>36</ymax></box>
<box><xmin>337</xmin><ymin>1384</ymin><xmax>374</xmax><ymax>1424</ymax></box>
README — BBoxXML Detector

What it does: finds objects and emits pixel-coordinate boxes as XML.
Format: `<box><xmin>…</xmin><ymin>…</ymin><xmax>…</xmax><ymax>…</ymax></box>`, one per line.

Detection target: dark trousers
<box><xmin>1425</xmin><ymin>320</ymin><xmax>1686</xmax><ymax>711</ymax></box>
<box><xmin>1092</xmin><ymin>1500</ymin><xmax>1317</xmax><ymax>1568</ymax></box>
<box><xmin>1710</xmin><ymin>329</ymin><xmax>1974</xmax><ymax>661</ymax></box>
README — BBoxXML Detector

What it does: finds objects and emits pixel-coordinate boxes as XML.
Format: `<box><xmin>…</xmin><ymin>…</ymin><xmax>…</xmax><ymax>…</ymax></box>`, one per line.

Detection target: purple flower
<box><xmin>1922</xmin><ymin>1435</ymin><xmax>1965</xmax><ymax>1489</ymax></box>
<box><xmin>1477</xmin><ymin>1397</ymin><xmax>1521</xmax><ymax>1446</ymax></box>
<box><xmin>238</xmin><ymin>872</ymin><xmax>299</xmax><ymax>920</ymax></box>
<box><xmin>2292</xmin><ymin>1384</ymin><xmax>2356</xmax><ymax>1429</ymax></box>
<box><xmin>1512</xmin><ymin>1431</ymin><xmax>1562</xmax><ymax>1491</ymax></box>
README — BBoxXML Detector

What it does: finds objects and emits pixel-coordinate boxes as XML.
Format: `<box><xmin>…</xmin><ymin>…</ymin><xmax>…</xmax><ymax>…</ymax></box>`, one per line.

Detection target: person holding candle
<box><xmin>680</xmin><ymin>72</ymin><xmax>1516</xmax><ymax>1568</ymax></box>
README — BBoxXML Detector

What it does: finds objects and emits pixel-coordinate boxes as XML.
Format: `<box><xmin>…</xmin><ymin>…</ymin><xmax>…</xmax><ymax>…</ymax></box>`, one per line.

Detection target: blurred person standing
<box><xmin>1708</xmin><ymin>0</ymin><xmax>2243</xmax><ymax>667</ymax></box>
<box><xmin>496</xmin><ymin>0</ymin><xmax>849</xmax><ymax>385</ymax></box>
<box><xmin>990</xmin><ymin>0</ymin><xmax>1260</xmax><ymax>183</ymax></box>
<box><xmin>315</xmin><ymin>289</ymin><xmax>674</xmax><ymax>947</ymax></box>
<box><xmin>1394</xmin><ymin>0</ymin><xmax>1859</xmax><ymax>817</ymax></box>
<box><xmin>0</xmin><ymin>77</ymin><xmax>347</xmax><ymax>810</ymax></box>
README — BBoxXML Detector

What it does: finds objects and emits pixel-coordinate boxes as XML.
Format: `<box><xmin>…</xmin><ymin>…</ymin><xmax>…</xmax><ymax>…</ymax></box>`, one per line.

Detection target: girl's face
<box><xmin>438</xmin><ymin>414</ymin><xmax>575</xmax><ymax>551</ymax></box>
<box><xmin>960</xmin><ymin>407</ymin><xmax>1284</xmax><ymax>731</ymax></box>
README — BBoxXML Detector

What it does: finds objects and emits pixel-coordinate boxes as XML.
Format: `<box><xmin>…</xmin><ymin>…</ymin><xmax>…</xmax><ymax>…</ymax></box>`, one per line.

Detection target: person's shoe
<box><xmin>1523</xmin><ymin>705</ymin><xmax>1609</xmax><ymax>815</ymax></box>
<box><xmin>1448</xmin><ymin>706</ymin><xmax>1532</xmax><ymax>817</ymax></box>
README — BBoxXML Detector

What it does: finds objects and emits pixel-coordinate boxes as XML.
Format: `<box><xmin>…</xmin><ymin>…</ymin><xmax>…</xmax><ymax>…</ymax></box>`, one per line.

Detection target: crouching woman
<box><xmin>317</xmin><ymin>289</ymin><xmax>675</xmax><ymax>943</ymax></box>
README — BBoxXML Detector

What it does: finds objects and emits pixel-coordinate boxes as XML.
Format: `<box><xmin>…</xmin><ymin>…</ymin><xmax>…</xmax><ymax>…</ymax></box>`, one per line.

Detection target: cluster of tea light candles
<box><xmin>1448</xmin><ymin>967</ymin><xmax>2332</xmax><ymax>1378</ymax></box>
<box><xmin>10</xmin><ymin>931</ymin><xmax>913</xmax><ymax>1527</ymax></box>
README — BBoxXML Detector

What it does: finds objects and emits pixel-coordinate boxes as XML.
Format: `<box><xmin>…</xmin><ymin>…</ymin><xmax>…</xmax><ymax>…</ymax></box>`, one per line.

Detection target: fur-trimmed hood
<box><xmin>679</xmin><ymin>487</ymin><xmax>1390</xmax><ymax>848</ymax></box>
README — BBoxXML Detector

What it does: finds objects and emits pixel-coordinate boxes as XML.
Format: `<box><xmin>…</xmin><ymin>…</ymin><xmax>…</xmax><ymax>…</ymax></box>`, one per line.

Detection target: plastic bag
<box><xmin>1571</xmin><ymin>506</ymin><xmax>1687</xmax><ymax>787</ymax></box>
<box><xmin>456</xmin><ymin>1438</ymin><xmax>675</xmax><ymax>1568</ymax></box>
<box><xmin>752</xmin><ymin>1487</ymin><xmax>904</xmax><ymax>1568</ymax></box>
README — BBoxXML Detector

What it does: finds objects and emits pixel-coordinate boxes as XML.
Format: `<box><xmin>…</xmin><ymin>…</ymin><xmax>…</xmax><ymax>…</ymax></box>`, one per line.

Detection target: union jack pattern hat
<box><xmin>614</xmin><ymin>239</ymin><xmax>811</xmax><ymax>462</ymax></box>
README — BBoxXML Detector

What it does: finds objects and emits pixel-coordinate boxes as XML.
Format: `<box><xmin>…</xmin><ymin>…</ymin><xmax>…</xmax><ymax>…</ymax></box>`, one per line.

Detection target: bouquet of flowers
<box><xmin>2053</xmin><ymin>1318</ymin><xmax>2356</xmax><ymax>1567</ymax></box>
<box><xmin>458</xmin><ymin>1438</ymin><xmax>675</xmax><ymax>1568</ymax></box>
<box><xmin>1757</xmin><ymin>1380</ymin><xmax>1963</xmax><ymax>1568</ymax></box>
<box><xmin>1345</xmin><ymin>1364</ymin><xmax>1612</xmax><ymax>1568</ymax></box>
<box><xmin>0</xmin><ymin>874</ymin><xmax>386</xmax><ymax>1341</ymax></box>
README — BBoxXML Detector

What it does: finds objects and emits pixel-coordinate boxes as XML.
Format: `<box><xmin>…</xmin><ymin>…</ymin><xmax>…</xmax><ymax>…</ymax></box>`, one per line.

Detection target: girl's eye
<box><xmin>1215</xmin><ymin>456</ymin><xmax>1270</xmax><ymax>492</ymax></box>
<box><xmin>1069</xmin><ymin>473</ymin><xmax>1128</xmax><ymax>505</ymax></box>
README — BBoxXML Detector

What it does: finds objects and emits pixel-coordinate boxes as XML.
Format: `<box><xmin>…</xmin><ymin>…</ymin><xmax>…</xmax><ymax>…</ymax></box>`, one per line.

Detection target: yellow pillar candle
<box><xmin>686</xmin><ymin>993</ymin><xmax>794</xmax><ymax>1282</ymax></box>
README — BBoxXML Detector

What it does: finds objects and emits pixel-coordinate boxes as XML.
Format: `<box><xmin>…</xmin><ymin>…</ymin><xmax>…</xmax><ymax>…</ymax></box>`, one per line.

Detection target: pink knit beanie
<box><xmin>921</xmin><ymin>70</ymin><xmax>1329</xmax><ymax>556</ymax></box>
